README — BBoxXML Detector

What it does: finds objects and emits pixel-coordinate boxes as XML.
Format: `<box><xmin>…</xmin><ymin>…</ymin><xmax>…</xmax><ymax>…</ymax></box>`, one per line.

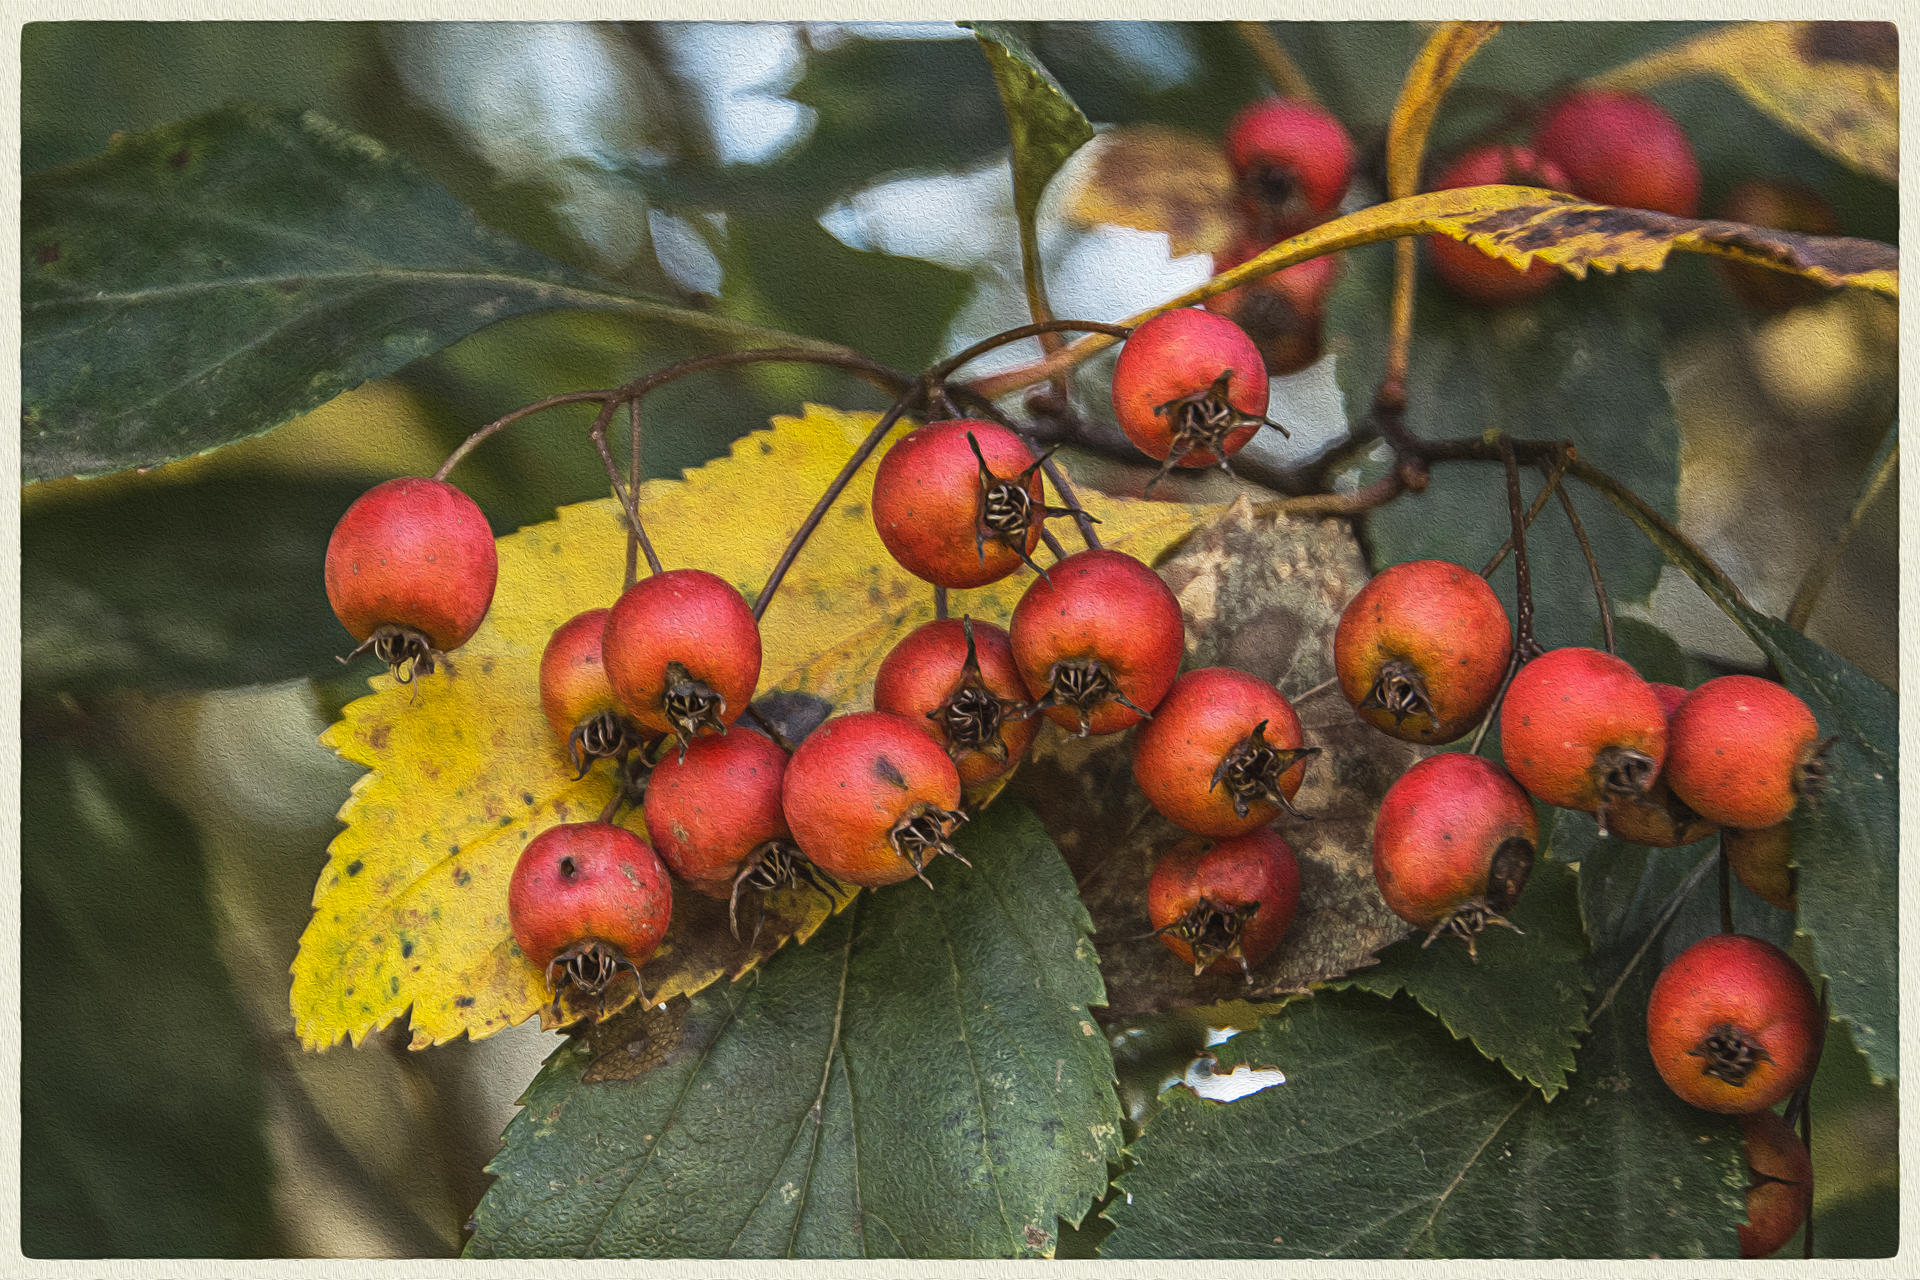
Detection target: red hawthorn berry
<box><xmin>1146</xmin><ymin>829</ymin><xmax>1301</xmax><ymax>978</ymax></box>
<box><xmin>1206</xmin><ymin>236</ymin><xmax>1341</xmax><ymax>376</ymax></box>
<box><xmin>1370</xmin><ymin>752</ymin><xmax>1538</xmax><ymax>955</ymax></box>
<box><xmin>1646</xmin><ymin>933</ymin><xmax>1821</xmax><ymax>1113</ymax></box>
<box><xmin>1009</xmin><ymin>548</ymin><xmax>1185</xmax><ymax>737</ymax></box>
<box><xmin>642</xmin><ymin>730</ymin><xmax>838</xmax><ymax>941</ymax></box>
<box><xmin>1426</xmin><ymin>144</ymin><xmax>1572</xmax><ymax>305</ymax></box>
<box><xmin>871</xmin><ymin>418</ymin><xmax>1073</xmax><ymax>588</ymax></box>
<box><xmin>1500</xmin><ymin>647</ymin><xmax>1668</xmax><ymax>832</ymax></box>
<box><xmin>781</xmin><ymin>711</ymin><xmax>966</xmax><ymax>888</ymax></box>
<box><xmin>1222</xmin><ymin>97</ymin><xmax>1356</xmax><ymax>239</ymax></box>
<box><xmin>602</xmin><ymin>569</ymin><xmax>762</xmax><ymax>751</ymax></box>
<box><xmin>1110</xmin><ymin>308</ymin><xmax>1280</xmax><ymax>486</ymax></box>
<box><xmin>1533</xmin><ymin>89</ymin><xmax>1701</xmax><ymax>217</ymax></box>
<box><xmin>1665</xmin><ymin>675</ymin><xmax>1828</xmax><ymax>831</ymax></box>
<box><xmin>1718</xmin><ymin>179</ymin><xmax>1842</xmax><ymax>311</ymax></box>
<box><xmin>540</xmin><ymin>608</ymin><xmax>651</xmax><ymax>778</ymax></box>
<box><xmin>873</xmin><ymin>617</ymin><xmax>1038</xmax><ymax>788</ymax></box>
<box><xmin>1334</xmin><ymin>559</ymin><xmax>1513</xmax><ymax>744</ymax></box>
<box><xmin>1132</xmin><ymin>667</ymin><xmax>1320</xmax><ymax>837</ymax></box>
<box><xmin>324</xmin><ymin>476</ymin><xmax>498</xmax><ymax>679</ymax></box>
<box><xmin>1605</xmin><ymin>682</ymin><xmax>1719</xmax><ymax>849</ymax></box>
<box><xmin>1725</xmin><ymin>823</ymin><xmax>1797</xmax><ymax>912</ymax></box>
<box><xmin>507</xmin><ymin>821</ymin><xmax>673</xmax><ymax>1021</ymax></box>
<box><xmin>1740</xmin><ymin>1110</ymin><xmax>1814</xmax><ymax>1258</ymax></box>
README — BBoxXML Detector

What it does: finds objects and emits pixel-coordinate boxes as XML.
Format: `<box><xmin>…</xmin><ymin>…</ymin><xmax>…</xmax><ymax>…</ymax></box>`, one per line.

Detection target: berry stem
<box><xmin>1481</xmin><ymin>451</ymin><xmax>1567</xmax><ymax>576</ymax></box>
<box><xmin>1232</xmin><ymin>20</ymin><xmax>1321</xmax><ymax>103</ymax></box>
<box><xmin>925</xmin><ymin>320</ymin><xmax>1134</xmax><ymax>385</ymax></box>
<box><xmin>1586</xmin><ymin>847</ymin><xmax>1719</xmax><ymax>1028</ymax></box>
<box><xmin>1555</xmin><ymin>477</ymin><xmax>1614</xmax><ymax>653</ymax></box>
<box><xmin>933</xmin><ymin>586</ymin><xmax>949</xmax><ymax>620</ymax></box>
<box><xmin>433</xmin><ymin>389</ymin><xmax>617</xmax><ymax>482</ymax></box>
<box><xmin>629</xmin><ymin>399</ymin><xmax>662</xmax><ymax>580</ymax></box>
<box><xmin>588</xmin><ymin>398</ymin><xmax>664</xmax><ymax>584</ymax></box>
<box><xmin>756</xmin><ymin>390</ymin><xmax>920</xmax><ymax>622</ymax></box>
<box><xmin>1498</xmin><ymin>435</ymin><xmax>1540</xmax><ymax>660</ymax></box>
<box><xmin>1718</xmin><ymin>833</ymin><xmax>1737</xmax><ymax>934</ymax></box>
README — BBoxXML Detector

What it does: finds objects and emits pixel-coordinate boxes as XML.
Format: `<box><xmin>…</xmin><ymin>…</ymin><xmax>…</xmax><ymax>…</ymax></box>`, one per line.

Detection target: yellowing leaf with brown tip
<box><xmin>1056</xmin><ymin>125</ymin><xmax>1237</xmax><ymax>258</ymax></box>
<box><xmin>291</xmin><ymin>403</ymin><xmax>1223</xmax><ymax>1050</ymax></box>
<box><xmin>1589</xmin><ymin>21</ymin><xmax>1896</xmax><ymax>184</ymax></box>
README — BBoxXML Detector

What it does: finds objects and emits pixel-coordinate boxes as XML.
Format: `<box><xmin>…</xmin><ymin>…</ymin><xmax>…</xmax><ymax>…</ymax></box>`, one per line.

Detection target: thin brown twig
<box><xmin>587</xmin><ymin>399</ymin><xmax>662</xmax><ymax>582</ymax></box>
<box><xmin>1481</xmin><ymin>451</ymin><xmax>1569</xmax><ymax>575</ymax></box>
<box><xmin>926</xmin><ymin>320</ymin><xmax>1135</xmax><ymax>386</ymax></box>
<box><xmin>629</xmin><ymin>399</ymin><xmax>662</xmax><ymax>579</ymax></box>
<box><xmin>933</xmin><ymin>587</ymin><xmax>948</xmax><ymax>620</ymax></box>
<box><xmin>1556</xmin><ymin>480</ymin><xmax>1614</xmax><ymax>653</ymax></box>
<box><xmin>755</xmin><ymin>391</ymin><xmax>920</xmax><ymax>623</ymax></box>
<box><xmin>433</xmin><ymin>390</ymin><xmax>615</xmax><ymax>482</ymax></box>
<box><xmin>1499</xmin><ymin>435</ymin><xmax>1538</xmax><ymax>659</ymax></box>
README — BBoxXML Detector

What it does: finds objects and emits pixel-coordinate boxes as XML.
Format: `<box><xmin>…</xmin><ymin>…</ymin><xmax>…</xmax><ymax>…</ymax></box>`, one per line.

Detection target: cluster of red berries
<box><xmin>1334</xmin><ymin>556</ymin><xmax>1825</xmax><ymax>1255</ymax></box>
<box><xmin>1201</xmin><ymin>97</ymin><xmax>1355</xmax><ymax>378</ymax></box>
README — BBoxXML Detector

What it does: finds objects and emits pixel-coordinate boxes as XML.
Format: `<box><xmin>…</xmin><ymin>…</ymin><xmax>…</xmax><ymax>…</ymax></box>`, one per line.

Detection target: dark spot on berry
<box><xmin>33</xmin><ymin>242</ymin><xmax>59</xmax><ymax>265</ymax></box>
<box><xmin>346</xmin><ymin>860</ymin><xmax>364</xmax><ymax>877</ymax></box>
<box><xmin>454</xmin><ymin>995</ymin><xmax>475</xmax><ymax>1008</ymax></box>
<box><xmin>874</xmin><ymin>755</ymin><xmax>908</xmax><ymax>788</ymax></box>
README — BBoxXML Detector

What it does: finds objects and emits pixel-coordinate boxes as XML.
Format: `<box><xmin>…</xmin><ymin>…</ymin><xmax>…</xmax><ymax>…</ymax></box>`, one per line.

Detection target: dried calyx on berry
<box><xmin>726</xmin><ymin>841</ymin><xmax>844</xmax><ymax>945</ymax></box>
<box><xmin>782</xmin><ymin>711</ymin><xmax>971</xmax><ymax>889</ymax></box>
<box><xmin>1145</xmin><ymin>830</ymin><xmax>1301</xmax><ymax>981</ymax></box>
<box><xmin>875</xmin><ymin>617</ymin><xmax>1038</xmax><ymax>788</ymax></box>
<box><xmin>966</xmin><ymin>431</ymin><xmax>1082</xmax><ymax>580</ymax></box>
<box><xmin>929</xmin><ymin>619</ymin><xmax>1028</xmax><ymax>761</ymax></box>
<box><xmin>541</xmin><ymin>607</ymin><xmax>651</xmax><ymax>779</ymax></box>
<box><xmin>1152</xmin><ymin>896</ymin><xmax>1264</xmax><ymax>977</ymax></box>
<box><xmin>1134</xmin><ymin>667</ymin><xmax>1318</xmax><ymax>838</ymax></box>
<box><xmin>1211</xmin><ymin>720</ymin><xmax>1320</xmax><ymax>819</ymax></box>
<box><xmin>602</xmin><ymin>569</ymin><xmax>763</xmax><ymax>756</ymax></box>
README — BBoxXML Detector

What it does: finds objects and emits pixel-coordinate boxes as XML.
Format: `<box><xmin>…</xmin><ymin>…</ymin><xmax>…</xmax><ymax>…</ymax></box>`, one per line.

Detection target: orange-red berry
<box><xmin>1110</xmin><ymin>308</ymin><xmax>1275</xmax><ymax>485</ymax></box>
<box><xmin>1604</xmin><ymin>682</ymin><xmax>1719</xmax><ymax>849</ymax></box>
<box><xmin>540</xmin><ymin>608</ymin><xmax>650</xmax><ymax>777</ymax></box>
<box><xmin>1426</xmin><ymin>144</ymin><xmax>1570</xmax><ymax>305</ymax></box>
<box><xmin>1740</xmin><ymin>1110</ymin><xmax>1814</xmax><ymax>1258</ymax></box>
<box><xmin>873</xmin><ymin>617</ymin><xmax>1037</xmax><ymax>788</ymax></box>
<box><xmin>1646</xmin><ymin>933</ymin><xmax>1821</xmax><ymax>1114</ymax></box>
<box><xmin>1666</xmin><ymin>675</ymin><xmax>1825</xmax><ymax>830</ymax></box>
<box><xmin>1222</xmin><ymin>97</ymin><xmax>1355</xmax><ymax>239</ymax></box>
<box><xmin>871</xmin><ymin>418</ymin><xmax>1061</xmax><ymax>588</ymax></box>
<box><xmin>1725</xmin><ymin>823</ymin><xmax>1797</xmax><ymax>912</ymax></box>
<box><xmin>1334</xmin><ymin>559</ymin><xmax>1513</xmax><ymax>744</ymax></box>
<box><xmin>781</xmin><ymin>711</ymin><xmax>966</xmax><ymax>888</ymax></box>
<box><xmin>1132</xmin><ymin>667</ymin><xmax>1318</xmax><ymax>837</ymax></box>
<box><xmin>508</xmin><ymin>821</ymin><xmax>672</xmax><ymax>1021</ymax></box>
<box><xmin>1533</xmin><ymin>90</ymin><xmax>1700</xmax><ymax>217</ymax></box>
<box><xmin>1206</xmin><ymin>236</ymin><xmax>1341</xmax><ymax>376</ymax></box>
<box><xmin>324</xmin><ymin>476</ymin><xmax>498</xmax><ymax>679</ymax></box>
<box><xmin>1500</xmin><ymin>647</ymin><xmax>1667</xmax><ymax>828</ymax></box>
<box><xmin>1009</xmin><ymin>549</ymin><xmax>1185</xmax><ymax>737</ymax></box>
<box><xmin>1146</xmin><ymin>829</ymin><xmax>1301</xmax><ymax>978</ymax></box>
<box><xmin>602</xmin><ymin>569</ymin><xmax>762</xmax><ymax>750</ymax></box>
<box><xmin>1370</xmin><ymin>752</ymin><xmax>1538</xmax><ymax>954</ymax></box>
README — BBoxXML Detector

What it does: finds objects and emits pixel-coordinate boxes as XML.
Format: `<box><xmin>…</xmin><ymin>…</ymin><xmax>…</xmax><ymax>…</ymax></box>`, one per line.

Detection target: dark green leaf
<box><xmin>1581</xmin><ymin>477</ymin><xmax>1897</xmax><ymax>1081</ymax></box>
<box><xmin>22</xmin><ymin>105</ymin><xmax>721</xmax><ymax>483</ymax></box>
<box><xmin>967</xmin><ymin>22</ymin><xmax>1095</xmax><ymax>236</ymax></box>
<box><xmin>22</xmin><ymin>734</ymin><xmax>276</xmax><ymax>1256</ymax></box>
<box><xmin>23</xmin><ymin>473</ymin><xmax>381</xmax><ymax>692</ymax></box>
<box><xmin>466</xmin><ymin>800</ymin><xmax>1122</xmax><ymax>1259</ymax></box>
<box><xmin>1333</xmin><ymin>857</ymin><xmax>1589</xmax><ymax>1098</ymax></box>
<box><xmin>1100</xmin><ymin>988</ymin><xmax>1745</xmax><ymax>1258</ymax></box>
<box><xmin>1327</xmin><ymin>244</ymin><xmax>1680</xmax><ymax>649</ymax></box>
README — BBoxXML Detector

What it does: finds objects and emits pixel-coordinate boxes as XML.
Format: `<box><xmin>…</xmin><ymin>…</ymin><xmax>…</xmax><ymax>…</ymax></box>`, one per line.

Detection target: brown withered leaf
<box><xmin>1010</xmin><ymin>497</ymin><xmax>1423</xmax><ymax>1021</ymax></box>
<box><xmin>1056</xmin><ymin>125</ymin><xmax>1237</xmax><ymax>258</ymax></box>
<box><xmin>1589</xmin><ymin>21</ymin><xmax>1895</xmax><ymax>184</ymax></box>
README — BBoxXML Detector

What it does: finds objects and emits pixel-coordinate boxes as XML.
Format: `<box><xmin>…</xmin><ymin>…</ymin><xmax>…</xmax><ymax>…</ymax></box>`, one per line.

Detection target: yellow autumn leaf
<box><xmin>291</xmin><ymin>403</ymin><xmax>1225</xmax><ymax>1050</ymax></box>
<box><xmin>1587</xmin><ymin>21</ymin><xmax>1896</xmax><ymax>184</ymax></box>
<box><xmin>1385</xmin><ymin>21</ymin><xmax>1504</xmax><ymax>199</ymax></box>
<box><xmin>1054</xmin><ymin>125</ymin><xmax>1238</xmax><ymax>258</ymax></box>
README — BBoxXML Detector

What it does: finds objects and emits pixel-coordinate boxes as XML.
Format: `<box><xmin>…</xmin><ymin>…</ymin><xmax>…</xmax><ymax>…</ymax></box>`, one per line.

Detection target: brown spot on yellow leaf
<box><xmin>1059</xmin><ymin>125</ymin><xmax>1237</xmax><ymax>258</ymax></box>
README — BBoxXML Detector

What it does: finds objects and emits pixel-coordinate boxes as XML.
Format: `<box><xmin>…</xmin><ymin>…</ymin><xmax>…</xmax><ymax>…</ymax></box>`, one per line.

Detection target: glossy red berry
<box><xmin>1110</xmin><ymin>308</ymin><xmax>1279</xmax><ymax>485</ymax></box>
<box><xmin>1605</xmin><ymin>682</ymin><xmax>1719</xmax><ymax>849</ymax></box>
<box><xmin>507</xmin><ymin>821</ymin><xmax>672</xmax><ymax>1021</ymax></box>
<box><xmin>642</xmin><ymin>730</ymin><xmax>837</xmax><ymax>940</ymax></box>
<box><xmin>1533</xmin><ymin>90</ymin><xmax>1700</xmax><ymax>217</ymax></box>
<box><xmin>1133</xmin><ymin>667</ymin><xmax>1319</xmax><ymax>837</ymax></box>
<box><xmin>1725</xmin><ymin>823</ymin><xmax>1797</xmax><ymax>912</ymax></box>
<box><xmin>1718</xmin><ymin>179</ymin><xmax>1842</xmax><ymax>311</ymax></box>
<box><xmin>1740</xmin><ymin>1110</ymin><xmax>1814</xmax><ymax>1258</ymax></box>
<box><xmin>324</xmin><ymin>476</ymin><xmax>497</xmax><ymax>679</ymax></box>
<box><xmin>1371</xmin><ymin>753</ymin><xmax>1538</xmax><ymax>955</ymax></box>
<box><xmin>1500</xmin><ymin>647</ymin><xmax>1668</xmax><ymax>830</ymax></box>
<box><xmin>1646</xmin><ymin>933</ymin><xmax>1820</xmax><ymax>1113</ymax></box>
<box><xmin>1222</xmin><ymin>97</ymin><xmax>1355</xmax><ymax>238</ymax></box>
<box><xmin>540</xmin><ymin>608</ymin><xmax>651</xmax><ymax>778</ymax></box>
<box><xmin>1334</xmin><ymin>559</ymin><xmax>1513</xmax><ymax>744</ymax></box>
<box><xmin>873</xmin><ymin>617</ymin><xmax>1037</xmax><ymax>788</ymax></box>
<box><xmin>1426</xmin><ymin>144</ymin><xmax>1571</xmax><ymax>305</ymax></box>
<box><xmin>602</xmin><ymin>569</ymin><xmax>761</xmax><ymax>750</ymax></box>
<box><xmin>1665</xmin><ymin>676</ymin><xmax>1827</xmax><ymax>831</ymax></box>
<box><xmin>1009</xmin><ymin>549</ymin><xmax>1185</xmax><ymax>737</ymax></box>
<box><xmin>1206</xmin><ymin>237</ymin><xmax>1341</xmax><ymax>376</ymax></box>
<box><xmin>782</xmin><ymin>711</ymin><xmax>966</xmax><ymax>888</ymax></box>
<box><xmin>871</xmin><ymin>419</ymin><xmax>1069</xmax><ymax>588</ymax></box>
<box><xmin>1146</xmin><ymin>829</ymin><xmax>1301</xmax><ymax>978</ymax></box>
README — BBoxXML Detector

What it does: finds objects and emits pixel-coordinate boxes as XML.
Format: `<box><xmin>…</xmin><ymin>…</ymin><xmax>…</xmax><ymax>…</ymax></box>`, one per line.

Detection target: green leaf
<box><xmin>1579</xmin><ymin>476</ymin><xmax>1898</xmax><ymax>1082</ymax></box>
<box><xmin>1327</xmin><ymin>246</ymin><xmax>1679</xmax><ymax>648</ymax></box>
<box><xmin>1100</xmin><ymin>988</ymin><xmax>1745</xmax><ymax>1258</ymax></box>
<box><xmin>21</xmin><ymin>104</ymin><xmax>728</xmax><ymax>483</ymax></box>
<box><xmin>967</xmin><ymin>22</ymin><xmax>1095</xmax><ymax>237</ymax></box>
<box><xmin>22</xmin><ymin>732</ymin><xmax>276</xmax><ymax>1256</ymax></box>
<box><xmin>1333</xmin><ymin>857</ymin><xmax>1589</xmax><ymax>1098</ymax></box>
<box><xmin>23</xmin><ymin>473</ymin><xmax>379</xmax><ymax>692</ymax></box>
<box><xmin>466</xmin><ymin>800</ymin><xmax>1122</xmax><ymax>1258</ymax></box>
